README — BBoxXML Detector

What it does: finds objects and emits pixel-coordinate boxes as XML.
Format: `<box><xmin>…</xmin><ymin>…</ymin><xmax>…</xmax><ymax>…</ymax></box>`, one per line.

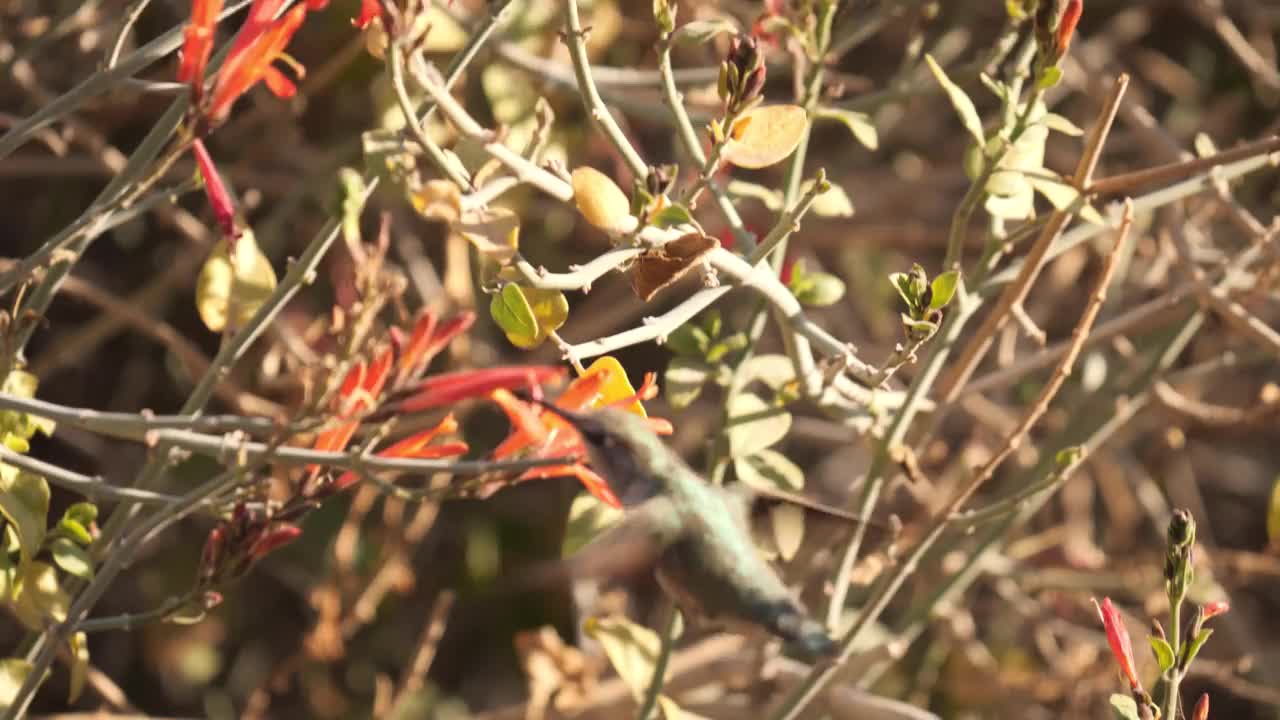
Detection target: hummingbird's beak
<box><xmin>511</xmin><ymin>390</ymin><xmax>592</xmax><ymax>428</ymax></box>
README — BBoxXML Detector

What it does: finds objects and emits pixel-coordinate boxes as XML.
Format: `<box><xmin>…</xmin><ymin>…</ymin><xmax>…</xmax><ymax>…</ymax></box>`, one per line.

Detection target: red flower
<box><xmin>1200</xmin><ymin>600</ymin><xmax>1230</xmax><ymax>621</ymax></box>
<box><xmin>1093</xmin><ymin>597</ymin><xmax>1142</xmax><ymax>692</ymax></box>
<box><xmin>177</xmin><ymin>0</ymin><xmax>224</xmax><ymax>103</ymax></box>
<box><xmin>1057</xmin><ymin>0</ymin><xmax>1083</xmax><ymax>57</ymax></box>
<box><xmin>386</xmin><ymin>366</ymin><xmax>567</xmax><ymax>414</ymax></box>
<box><xmin>192</xmin><ymin>139</ymin><xmax>238</xmax><ymax>242</ymax></box>
<box><xmin>332</xmin><ymin>413</ymin><xmax>469</xmax><ymax>490</ymax></box>
<box><xmin>179</xmin><ymin>0</ymin><xmax>329</xmax><ymax>128</ymax></box>
<box><xmin>353</xmin><ymin>0</ymin><xmax>382</xmax><ymax>29</ymax></box>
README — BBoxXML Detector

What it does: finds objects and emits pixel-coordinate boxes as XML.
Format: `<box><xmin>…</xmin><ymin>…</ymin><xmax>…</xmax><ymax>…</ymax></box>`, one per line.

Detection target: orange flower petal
<box><xmin>518</xmin><ymin>464</ymin><xmax>620</xmax><ymax>508</ymax></box>
<box><xmin>261</xmin><ymin>64</ymin><xmax>298</xmax><ymax>98</ymax></box>
<box><xmin>390</xmin><ymin>365</ymin><xmax>565</xmax><ymax>414</ymax></box>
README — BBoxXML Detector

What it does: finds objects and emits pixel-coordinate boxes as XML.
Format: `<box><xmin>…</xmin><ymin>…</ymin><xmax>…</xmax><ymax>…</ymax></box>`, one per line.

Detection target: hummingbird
<box><xmin>520</xmin><ymin>399</ymin><xmax>866</xmax><ymax>659</ymax></box>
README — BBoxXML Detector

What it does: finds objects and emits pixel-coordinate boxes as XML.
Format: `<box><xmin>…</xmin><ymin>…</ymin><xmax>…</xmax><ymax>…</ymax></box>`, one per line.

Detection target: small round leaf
<box><xmin>724</xmin><ymin>105</ymin><xmax>808</xmax><ymax>169</ymax></box>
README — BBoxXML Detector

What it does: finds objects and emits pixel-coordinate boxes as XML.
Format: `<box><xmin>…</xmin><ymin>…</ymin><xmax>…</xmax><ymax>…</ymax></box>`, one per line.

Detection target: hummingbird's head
<box><xmin>525</xmin><ymin>400</ymin><xmax>662</xmax><ymax>506</ymax></box>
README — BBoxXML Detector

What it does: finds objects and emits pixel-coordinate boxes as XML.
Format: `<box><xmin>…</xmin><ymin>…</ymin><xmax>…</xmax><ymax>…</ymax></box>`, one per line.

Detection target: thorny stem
<box><xmin>770</xmin><ymin>198</ymin><xmax>1133</xmax><ymax>720</ymax></box>
<box><xmin>656</xmin><ymin>36</ymin><xmax>752</xmax><ymax>250</ymax></box>
<box><xmin>636</xmin><ymin>603</ymin><xmax>679</xmax><ymax>720</ymax></box>
<box><xmin>563</xmin><ymin>0</ymin><xmax>649</xmax><ymax>181</ymax></box>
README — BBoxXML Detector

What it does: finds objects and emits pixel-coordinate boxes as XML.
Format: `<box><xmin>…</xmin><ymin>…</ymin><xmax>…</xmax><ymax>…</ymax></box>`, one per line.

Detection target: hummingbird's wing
<box><xmin>503</xmin><ymin>496</ymin><xmax>684</xmax><ymax>591</ymax></box>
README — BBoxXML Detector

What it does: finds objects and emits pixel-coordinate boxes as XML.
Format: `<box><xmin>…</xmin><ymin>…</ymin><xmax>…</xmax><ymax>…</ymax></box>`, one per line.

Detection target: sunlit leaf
<box><xmin>579</xmin><ymin>357</ymin><xmax>648</xmax><ymax>417</ymax></box>
<box><xmin>195</xmin><ymin>230</ymin><xmax>278</xmax><ymax>333</ymax></box>
<box><xmin>1148</xmin><ymin>635</ymin><xmax>1175</xmax><ymax>673</ymax></box>
<box><xmin>562</xmin><ymin>492</ymin><xmax>623</xmax><ymax>557</ymax></box>
<box><xmin>984</xmin><ymin>173</ymin><xmax>1035</xmax><ymax>219</ymax></box>
<box><xmin>735</xmin><ymin>448</ymin><xmax>804</xmax><ymax>493</ymax></box>
<box><xmin>0</xmin><ymin>658</ymin><xmax>33</xmax><ymax>714</ymax></box>
<box><xmin>1184</xmin><ymin>627</ymin><xmax>1214</xmax><ymax>666</ymax></box>
<box><xmin>814</xmin><ymin>107</ymin><xmax>878</xmax><ymax>150</ymax></box>
<box><xmin>724</xmin><ymin>105</ymin><xmax>808</xmax><ymax>169</ymax></box>
<box><xmin>482</xmin><ymin>64</ymin><xmax>538</xmax><ymax>125</ymax></box>
<box><xmin>770</xmin><ymin>503</ymin><xmax>805</xmax><ymax>562</ymax></box>
<box><xmin>572</xmin><ymin>167</ymin><xmax>633</xmax><ymax>234</ymax></box>
<box><xmin>68</xmin><ymin>631</ymin><xmax>88</xmax><ymax>703</ymax></box>
<box><xmin>0</xmin><ymin>472</ymin><xmax>48</xmax><ymax>569</ymax></box>
<box><xmin>924</xmin><ymin>54</ymin><xmax>985</xmax><ymax>146</ymax></box>
<box><xmin>456</xmin><ymin>206</ymin><xmax>520</xmax><ymax>265</ymax></box>
<box><xmin>409</xmin><ymin>179</ymin><xmax>462</xmax><ymax>223</ymax></box>
<box><xmin>489</xmin><ymin>284</ymin><xmax>539</xmax><ymax>349</ymax></box>
<box><xmin>726</xmin><ymin>180</ymin><xmax>783</xmax><ymax>210</ymax></box>
<box><xmin>726</xmin><ymin>393</ymin><xmax>791</xmax><ymax>458</ymax></box>
<box><xmin>50</xmin><ymin>538</ymin><xmax>93</xmax><ymax>580</ymax></box>
<box><xmin>730</xmin><ymin>354</ymin><xmax>795</xmax><ymax>397</ymax></box>
<box><xmin>807</xmin><ymin>181</ymin><xmax>855</xmax><ymax>218</ymax></box>
<box><xmin>583</xmin><ymin>614</ymin><xmax>660</xmax><ymax>702</ymax></box>
<box><xmin>630</xmin><ymin>233</ymin><xmax>719</xmax><ymax>301</ymax></box>
<box><xmin>665</xmin><ymin>358</ymin><xmax>711</xmax><ymax>408</ymax></box>
<box><xmin>671</xmin><ymin>18</ymin><xmax>738</xmax><ymax>45</ymax></box>
<box><xmin>12</xmin><ymin>561</ymin><xmax>69</xmax><ymax>629</ymax></box>
<box><xmin>1039</xmin><ymin>112</ymin><xmax>1083</xmax><ymax>136</ymax></box>
<box><xmin>1109</xmin><ymin>694</ymin><xmax>1141</xmax><ymax>720</ymax></box>
<box><xmin>929</xmin><ymin>270</ymin><xmax>960</xmax><ymax>310</ymax></box>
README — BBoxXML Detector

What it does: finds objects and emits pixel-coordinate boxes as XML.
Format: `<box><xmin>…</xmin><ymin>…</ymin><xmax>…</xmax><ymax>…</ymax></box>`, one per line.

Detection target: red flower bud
<box><xmin>1200</xmin><ymin>600</ymin><xmax>1229</xmax><ymax>621</ymax></box>
<box><xmin>1192</xmin><ymin>693</ymin><xmax>1209</xmax><ymax>720</ymax></box>
<box><xmin>192</xmin><ymin>139</ymin><xmax>238</xmax><ymax>243</ymax></box>
<box><xmin>1093</xmin><ymin>597</ymin><xmax>1142</xmax><ymax>692</ymax></box>
<box><xmin>248</xmin><ymin>523</ymin><xmax>302</xmax><ymax>560</ymax></box>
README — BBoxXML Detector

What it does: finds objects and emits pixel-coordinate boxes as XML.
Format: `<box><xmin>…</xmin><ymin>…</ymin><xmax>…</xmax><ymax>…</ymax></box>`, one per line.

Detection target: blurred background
<box><xmin>2</xmin><ymin>0</ymin><xmax>1279</xmax><ymax>717</ymax></box>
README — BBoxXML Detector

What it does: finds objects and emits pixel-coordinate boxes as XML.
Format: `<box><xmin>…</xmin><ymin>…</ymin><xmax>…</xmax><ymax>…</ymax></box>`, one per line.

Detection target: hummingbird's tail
<box><xmin>766</xmin><ymin>602</ymin><xmax>839</xmax><ymax>658</ymax></box>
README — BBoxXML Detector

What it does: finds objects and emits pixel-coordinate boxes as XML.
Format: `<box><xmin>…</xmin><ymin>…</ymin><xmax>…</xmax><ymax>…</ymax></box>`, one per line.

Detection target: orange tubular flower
<box><xmin>489</xmin><ymin>358</ymin><xmax>673</xmax><ymax>508</ymax></box>
<box><xmin>1093</xmin><ymin>597</ymin><xmax>1142</xmax><ymax>692</ymax></box>
<box><xmin>332</xmin><ymin>413</ymin><xmax>469</xmax><ymax>490</ymax></box>
<box><xmin>177</xmin><ymin>0</ymin><xmax>224</xmax><ymax>102</ymax></box>
<box><xmin>1057</xmin><ymin>0</ymin><xmax>1083</xmax><ymax>57</ymax></box>
<box><xmin>353</xmin><ymin>0</ymin><xmax>382</xmax><ymax>29</ymax></box>
<box><xmin>179</xmin><ymin>0</ymin><xmax>329</xmax><ymax>129</ymax></box>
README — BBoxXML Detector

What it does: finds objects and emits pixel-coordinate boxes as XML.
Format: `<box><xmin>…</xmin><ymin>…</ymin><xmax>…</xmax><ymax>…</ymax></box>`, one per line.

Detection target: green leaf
<box><xmin>671</xmin><ymin>18</ymin><xmax>738</xmax><ymax>46</ymax></box>
<box><xmin>0</xmin><ymin>658</ymin><xmax>34</xmax><ymax>715</ymax></box>
<box><xmin>651</xmin><ymin>203</ymin><xmax>695</xmax><ymax>228</ymax></box>
<box><xmin>165</xmin><ymin>597</ymin><xmax>208</xmax><ymax>626</ymax></box>
<box><xmin>814</xmin><ymin>107</ymin><xmax>878</xmax><ymax>150</ymax></box>
<box><xmin>68</xmin><ymin>631</ymin><xmax>89</xmax><ymax>704</ymax></box>
<box><xmin>888</xmin><ymin>272</ymin><xmax>917</xmax><ymax>310</ymax></box>
<box><xmin>489</xmin><ymin>284</ymin><xmax>539</xmax><ymax>349</ymax></box>
<box><xmin>665</xmin><ymin>358</ymin><xmax>711</xmax><ymax>409</ymax></box>
<box><xmin>0</xmin><ymin>472</ymin><xmax>48</xmax><ymax>569</ymax></box>
<box><xmin>1037</xmin><ymin>65</ymin><xmax>1064</xmax><ymax>89</ymax></box>
<box><xmin>562</xmin><ymin>492</ymin><xmax>623</xmax><ymax>557</ymax></box>
<box><xmin>1184</xmin><ymin>627</ymin><xmax>1214</xmax><ymax>667</ymax></box>
<box><xmin>50</xmin><ymin>538</ymin><xmax>93</xmax><ymax>580</ymax></box>
<box><xmin>1109</xmin><ymin>694</ymin><xmax>1141</xmax><ymax>720</ymax></box>
<box><xmin>1148</xmin><ymin>635</ymin><xmax>1175</xmax><ymax>672</ymax></box>
<box><xmin>929</xmin><ymin>271</ymin><xmax>960</xmax><ymax>310</ymax></box>
<box><xmin>59</xmin><ymin>503</ymin><xmax>96</xmax><ymax>546</ymax></box>
<box><xmin>726</xmin><ymin>393</ymin><xmax>791</xmax><ymax>458</ymax></box>
<box><xmin>792</xmin><ymin>271</ymin><xmax>846</xmax><ymax>307</ymax></box>
<box><xmin>12</xmin><ymin>561</ymin><xmax>69</xmax><ymax>629</ymax></box>
<box><xmin>734</xmin><ymin>449</ymin><xmax>805</xmax><ymax>493</ymax></box>
<box><xmin>924</xmin><ymin>54</ymin><xmax>986</xmax><ymax>146</ymax></box>
<box><xmin>666</xmin><ymin>322</ymin><xmax>709</xmax><ymax>357</ymax></box>
<box><xmin>583</xmin><ymin>614</ymin><xmax>662</xmax><ymax>701</ymax></box>
<box><xmin>1055</xmin><ymin>446</ymin><xmax>1084</xmax><ymax>467</ymax></box>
